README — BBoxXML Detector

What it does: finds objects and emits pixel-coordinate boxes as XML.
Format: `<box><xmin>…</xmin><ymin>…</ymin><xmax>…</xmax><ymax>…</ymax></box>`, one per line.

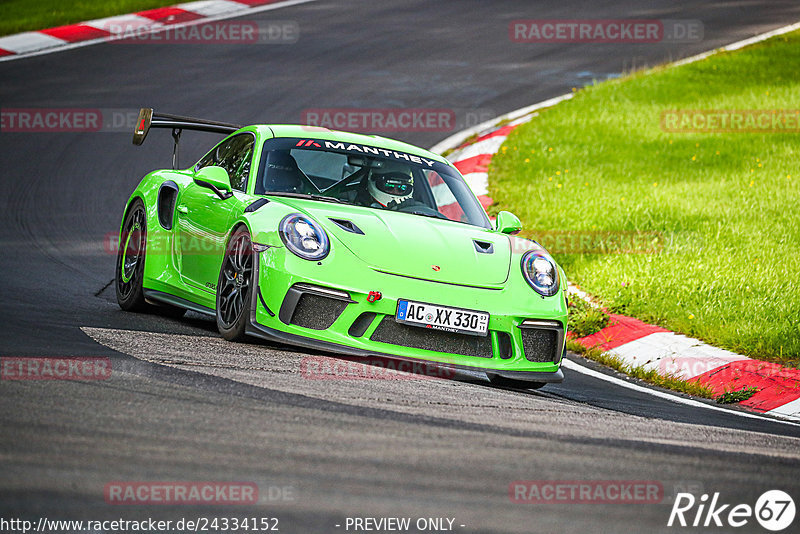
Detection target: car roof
<box><xmin>248</xmin><ymin>125</ymin><xmax>451</xmax><ymax>165</ymax></box>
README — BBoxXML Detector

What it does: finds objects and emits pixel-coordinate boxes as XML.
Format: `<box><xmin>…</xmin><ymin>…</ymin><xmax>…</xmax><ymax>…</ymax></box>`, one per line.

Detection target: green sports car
<box><xmin>116</xmin><ymin>109</ymin><xmax>567</xmax><ymax>387</ymax></box>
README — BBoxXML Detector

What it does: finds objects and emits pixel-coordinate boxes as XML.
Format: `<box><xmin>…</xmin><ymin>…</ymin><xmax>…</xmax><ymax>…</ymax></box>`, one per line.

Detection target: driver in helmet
<box><xmin>364</xmin><ymin>161</ymin><xmax>415</xmax><ymax>209</ymax></box>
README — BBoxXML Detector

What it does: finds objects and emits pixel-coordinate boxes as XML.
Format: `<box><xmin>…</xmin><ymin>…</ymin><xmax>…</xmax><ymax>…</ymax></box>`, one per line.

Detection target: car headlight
<box><xmin>279</xmin><ymin>213</ymin><xmax>330</xmax><ymax>261</ymax></box>
<box><xmin>521</xmin><ymin>250</ymin><xmax>559</xmax><ymax>297</ymax></box>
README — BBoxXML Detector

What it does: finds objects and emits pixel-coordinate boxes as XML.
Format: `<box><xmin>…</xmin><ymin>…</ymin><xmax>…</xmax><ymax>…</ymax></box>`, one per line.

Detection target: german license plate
<box><xmin>395</xmin><ymin>299</ymin><xmax>489</xmax><ymax>337</ymax></box>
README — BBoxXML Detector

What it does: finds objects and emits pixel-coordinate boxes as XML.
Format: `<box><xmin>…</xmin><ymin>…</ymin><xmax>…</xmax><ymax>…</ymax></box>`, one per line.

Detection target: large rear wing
<box><xmin>132</xmin><ymin>108</ymin><xmax>242</xmax><ymax>168</ymax></box>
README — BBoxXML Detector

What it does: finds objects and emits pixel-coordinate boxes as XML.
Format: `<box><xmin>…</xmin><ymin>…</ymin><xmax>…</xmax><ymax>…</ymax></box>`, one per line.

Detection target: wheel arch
<box><xmin>118</xmin><ymin>194</ymin><xmax>147</xmax><ymax>238</ymax></box>
<box><xmin>224</xmin><ymin>220</ymin><xmax>254</xmax><ymax>249</ymax></box>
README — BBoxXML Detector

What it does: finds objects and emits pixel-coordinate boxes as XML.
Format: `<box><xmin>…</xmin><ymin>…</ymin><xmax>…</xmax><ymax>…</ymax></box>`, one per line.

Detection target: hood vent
<box><xmin>329</xmin><ymin>218</ymin><xmax>364</xmax><ymax>235</ymax></box>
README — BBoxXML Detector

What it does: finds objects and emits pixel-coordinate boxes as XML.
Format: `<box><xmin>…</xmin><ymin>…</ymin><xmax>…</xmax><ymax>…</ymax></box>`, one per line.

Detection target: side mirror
<box><xmin>194</xmin><ymin>165</ymin><xmax>233</xmax><ymax>199</ymax></box>
<box><xmin>495</xmin><ymin>211</ymin><xmax>522</xmax><ymax>235</ymax></box>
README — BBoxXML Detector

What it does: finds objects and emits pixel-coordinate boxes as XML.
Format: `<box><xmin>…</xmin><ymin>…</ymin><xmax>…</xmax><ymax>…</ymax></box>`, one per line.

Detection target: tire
<box><xmin>216</xmin><ymin>226</ymin><xmax>254</xmax><ymax>342</ymax></box>
<box><xmin>487</xmin><ymin>373</ymin><xmax>546</xmax><ymax>390</ymax></box>
<box><xmin>115</xmin><ymin>199</ymin><xmax>186</xmax><ymax>318</ymax></box>
<box><xmin>115</xmin><ymin>199</ymin><xmax>149</xmax><ymax>312</ymax></box>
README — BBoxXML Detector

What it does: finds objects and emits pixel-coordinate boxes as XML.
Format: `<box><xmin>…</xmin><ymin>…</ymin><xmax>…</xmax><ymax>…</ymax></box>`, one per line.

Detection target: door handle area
<box><xmin>177</xmin><ymin>205</ymin><xmax>188</xmax><ymax>214</ymax></box>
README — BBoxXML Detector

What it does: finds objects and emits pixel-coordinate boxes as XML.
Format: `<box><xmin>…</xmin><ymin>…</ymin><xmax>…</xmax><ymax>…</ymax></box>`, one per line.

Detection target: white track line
<box><xmin>561</xmin><ymin>359</ymin><xmax>800</xmax><ymax>427</ymax></box>
<box><xmin>430</xmin><ymin>94</ymin><xmax>573</xmax><ymax>155</ymax></box>
<box><xmin>672</xmin><ymin>21</ymin><xmax>800</xmax><ymax>66</ymax></box>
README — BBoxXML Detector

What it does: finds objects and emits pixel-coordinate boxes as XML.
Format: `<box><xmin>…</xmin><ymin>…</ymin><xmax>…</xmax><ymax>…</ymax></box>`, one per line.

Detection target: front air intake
<box><xmin>518</xmin><ymin>320</ymin><xmax>564</xmax><ymax>363</ymax></box>
<box><xmin>370</xmin><ymin>316</ymin><xmax>493</xmax><ymax>358</ymax></box>
<box><xmin>279</xmin><ymin>284</ymin><xmax>353</xmax><ymax>330</ymax></box>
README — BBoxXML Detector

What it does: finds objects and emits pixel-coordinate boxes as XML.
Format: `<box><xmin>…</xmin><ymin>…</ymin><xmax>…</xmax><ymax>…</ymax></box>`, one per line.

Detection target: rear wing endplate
<box><xmin>132</xmin><ymin>108</ymin><xmax>242</xmax><ymax>169</ymax></box>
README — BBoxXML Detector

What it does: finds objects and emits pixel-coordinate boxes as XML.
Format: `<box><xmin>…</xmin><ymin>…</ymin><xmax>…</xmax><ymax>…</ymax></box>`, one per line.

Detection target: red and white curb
<box><xmin>442</xmin><ymin>122</ymin><xmax>522</xmax><ymax>211</ymax></box>
<box><xmin>432</xmin><ymin>94</ymin><xmax>574</xmax><ymax>211</ymax></box>
<box><xmin>0</xmin><ymin>0</ymin><xmax>314</xmax><ymax>61</ymax></box>
<box><xmin>434</xmin><ymin>24</ymin><xmax>800</xmax><ymax>423</ymax></box>
<box><xmin>570</xmin><ymin>289</ymin><xmax>800</xmax><ymax>421</ymax></box>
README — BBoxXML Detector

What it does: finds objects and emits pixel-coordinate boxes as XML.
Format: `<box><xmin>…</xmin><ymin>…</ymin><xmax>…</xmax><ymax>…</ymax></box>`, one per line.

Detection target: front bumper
<box><xmin>246</xmin><ymin>246</ymin><xmax>567</xmax><ymax>383</ymax></box>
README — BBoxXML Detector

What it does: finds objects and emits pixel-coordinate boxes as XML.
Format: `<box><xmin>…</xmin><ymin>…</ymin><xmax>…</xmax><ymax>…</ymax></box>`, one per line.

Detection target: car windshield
<box><xmin>254</xmin><ymin>138</ymin><xmax>492</xmax><ymax>229</ymax></box>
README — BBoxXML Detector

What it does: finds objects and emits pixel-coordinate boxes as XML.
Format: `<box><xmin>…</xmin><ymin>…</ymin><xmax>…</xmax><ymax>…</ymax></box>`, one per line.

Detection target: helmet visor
<box><xmin>374</xmin><ymin>172</ymin><xmax>413</xmax><ymax>196</ymax></box>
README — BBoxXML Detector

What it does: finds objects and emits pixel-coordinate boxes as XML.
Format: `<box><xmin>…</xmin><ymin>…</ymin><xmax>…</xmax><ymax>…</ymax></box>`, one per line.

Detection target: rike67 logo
<box><xmin>668</xmin><ymin>490</ymin><xmax>795</xmax><ymax>531</ymax></box>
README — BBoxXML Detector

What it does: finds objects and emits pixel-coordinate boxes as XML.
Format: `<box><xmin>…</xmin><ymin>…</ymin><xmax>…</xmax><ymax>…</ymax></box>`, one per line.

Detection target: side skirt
<box><xmin>143</xmin><ymin>288</ymin><xmax>215</xmax><ymax>317</ymax></box>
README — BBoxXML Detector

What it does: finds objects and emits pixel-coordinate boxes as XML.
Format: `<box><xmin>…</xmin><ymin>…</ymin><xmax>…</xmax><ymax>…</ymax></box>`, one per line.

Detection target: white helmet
<box><xmin>367</xmin><ymin>162</ymin><xmax>414</xmax><ymax>208</ymax></box>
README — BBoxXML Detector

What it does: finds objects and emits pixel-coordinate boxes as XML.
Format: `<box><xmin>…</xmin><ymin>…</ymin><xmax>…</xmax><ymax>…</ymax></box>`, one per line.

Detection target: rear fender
<box><xmin>119</xmin><ymin>170</ymin><xmax>193</xmax><ymax>287</ymax></box>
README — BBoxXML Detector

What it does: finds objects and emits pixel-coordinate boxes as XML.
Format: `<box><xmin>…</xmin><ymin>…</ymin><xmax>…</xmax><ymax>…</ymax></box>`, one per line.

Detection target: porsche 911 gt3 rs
<box><xmin>116</xmin><ymin>108</ymin><xmax>568</xmax><ymax>387</ymax></box>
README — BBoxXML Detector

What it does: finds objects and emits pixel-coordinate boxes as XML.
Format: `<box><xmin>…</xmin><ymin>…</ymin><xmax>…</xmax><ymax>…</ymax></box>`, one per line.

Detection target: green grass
<box><xmin>567</xmin><ymin>296</ymin><xmax>609</xmax><ymax>338</ymax></box>
<box><xmin>491</xmin><ymin>31</ymin><xmax>800</xmax><ymax>367</ymax></box>
<box><xmin>715</xmin><ymin>387</ymin><xmax>759</xmax><ymax>404</ymax></box>
<box><xmin>0</xmin><ymin>0</ymin><xmax>179</xmax><ymax>36</ymax></box>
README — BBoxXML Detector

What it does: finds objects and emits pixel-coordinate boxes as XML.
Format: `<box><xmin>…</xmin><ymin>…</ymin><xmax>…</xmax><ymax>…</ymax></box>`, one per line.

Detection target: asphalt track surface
<box><xmin>2</xmin><ymin>1</ymin><xmax>800</xmax><ymax>533</ymax></box>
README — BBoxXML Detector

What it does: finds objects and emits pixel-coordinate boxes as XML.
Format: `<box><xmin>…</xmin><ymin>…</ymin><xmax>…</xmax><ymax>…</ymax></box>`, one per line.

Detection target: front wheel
<box><xmin>216</xmin><ymin>226</ymin><xmax>254</xmax><ymax>342</ymax></box>
<box><xmin>487</xmin><ymin>373</ymin><xmax>546</xmax><ymax>390</ymax></box>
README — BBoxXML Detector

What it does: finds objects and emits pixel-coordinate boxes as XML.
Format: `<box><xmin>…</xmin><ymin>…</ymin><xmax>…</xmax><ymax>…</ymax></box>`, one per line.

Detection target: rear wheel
<box><xmin>116</xmin><ymin>200</ymin><xmax>149</xmax><ymax>312</ymax></box>
<box><xmin>216</xmin><ymin>226</ymin><xmax>254</xmax><ymax>341</ymax></box>
<box><xmin>115</xmin><ymin>199</ymin><xmax>185</xmax><ymax>318</ymax></box>
<box><xmin>487</xmin><ymin>373</ymin><xmax>546</xmax><ymax>390</ymax></box>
